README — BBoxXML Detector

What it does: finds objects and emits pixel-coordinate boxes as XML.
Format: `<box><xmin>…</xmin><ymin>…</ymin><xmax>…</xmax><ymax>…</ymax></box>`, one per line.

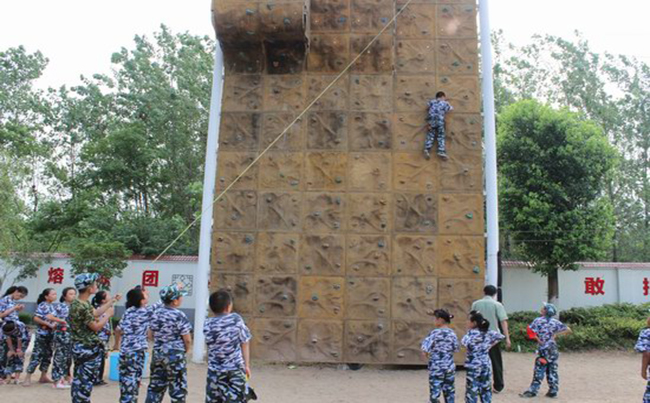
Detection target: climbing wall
<box><xmin>210</xmin><ymin>0</ymin><xmax>484</xmax><ymax>364</ymax></box>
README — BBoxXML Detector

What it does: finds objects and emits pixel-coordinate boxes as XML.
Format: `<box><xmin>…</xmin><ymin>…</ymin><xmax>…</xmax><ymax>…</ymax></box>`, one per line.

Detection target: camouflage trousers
<box><xmin>644</xmin><ymin>379</ymin><xmax>650</xmax><ymax>403</ymax></box>
<box><xmin>424</xmin><ymin>120</ymin><xmax>446</xmax><ymax>154</ymax></box>
<box><xmin>1</xmin><ymin>334</ymin><xmax>27</xmax><ymax>377</ymax></box>
<box><xmin>26</xmin><ymin>332</ymin><xmax>54</xmax><ymax>374</ymax></box>
<box><xmin>429</xmin><ymin>368</ymin><xmax>455</xmax><ymax>403</ymax></box>
<box><xmin>145</xmin><ymin>349</ymin><xmax>188</xmax><ymax>403</ymax></box>
<box><xmin>465</xmin><ymin>365</ymin><xmax>492</xmax><ymax>403</ymax></box>
<box><xmin>205</xmin><ymin>368</ymin><xmax>247</xmax><ymax>403</ymax></box>
<box><xmin>119</xmin><ymin>350</ymin><xmax>146</xmax><ymax>403</ymax></box>
<box><xmin>71</xmin><ymin>342</ymin><xmax>102</xmax><ymax>403</ymax></box>
<box><xmin>52</xmin><ymin>331</ymin><xmax>72</xmax><ymax>382</ymax></box>
<box><xmin>527</xmin><ymin>347</ymin><xmax>559</xmax><ymax>394</ymax></box>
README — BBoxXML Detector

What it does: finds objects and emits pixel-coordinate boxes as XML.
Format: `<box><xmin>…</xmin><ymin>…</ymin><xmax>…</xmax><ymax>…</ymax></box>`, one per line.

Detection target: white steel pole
<box><xmin>479</xmin><ymin>0</ymin><xmax>499</xmax><ymax>287</ymax></box>
<box><xmin>193</xmin><ymin>43</ymin><xmax>224</xmax><ymax>363</ymax></box>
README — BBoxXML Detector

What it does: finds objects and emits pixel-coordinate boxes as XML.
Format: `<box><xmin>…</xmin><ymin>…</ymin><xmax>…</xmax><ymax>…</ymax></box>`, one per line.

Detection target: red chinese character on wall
<box><xmin>644</xmin><ymin>278</ymin><xmax>649</xmax><ymax>296</ymax></box>
<box><xmin>142</xmin><ymin>270</ymin><xmax>159</xmax><ymax>288</ymax></box>
<box><xmin>47</xmin><ymin>267</ymin><xmax>64</xmax><ymax>284</ymax></box>
<box><xmin>584</xmin><ymin>277</ymin><xmax>605</xmax><ymax>295</ymax></box>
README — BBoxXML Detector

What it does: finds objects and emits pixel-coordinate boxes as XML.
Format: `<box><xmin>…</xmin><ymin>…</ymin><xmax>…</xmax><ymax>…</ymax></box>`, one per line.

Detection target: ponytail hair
<box><xmin>37</xmin><ymin>288</ymin><xmax>54</xmax><ymax>305</ymax></box>
<box><xmin>469</xmin><ymin>310</ymin><xmax>490</xmax><ymax>333</ymax></box>
<box><xmin>434</xmin><ymin>308</ymin><xmax>454</xmax><ymax>324</ymax></box>
<box><xmin>60</xmin><ymin>287</ymin><xmax>75</xmax><ymax>303</ymax></box>
<box><xmin>125</xmin><ymin>288</ymin><xmax>146</xmax><ymax>309</ymax></box>
<box><xmin>92</xmin><ymin>290</ymin><xmax>108</xmax><ymax>309</ymax></box>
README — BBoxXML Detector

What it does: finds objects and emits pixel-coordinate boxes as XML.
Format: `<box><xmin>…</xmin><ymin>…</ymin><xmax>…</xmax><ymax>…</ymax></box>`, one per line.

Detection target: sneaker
<box><xmin>545</xmin><ymin>391</ymin><xmax>558</xmax><ymax>399</ymax></box>
<box><xmin>94</xmin><ymin>380</ymin><xmax>108</xmax><ymax>386</ymax></box>
<box><xmin>437</xmin><ymin>151</ymin><xmax>448</xmax><ymax>160</ymax></box>
<box><xmin>424</xmin><ymin>150</ymin><xmax>431</xmax><ymax>160</ymax></box>
<box><xmin>519</xmin><ymin>391</ymin><xmax>537</xmax><ymax>398</ymax></box>
<box><xmin>53</xmin><ymin>381</ymin><xmax>71</xmax><ymax>389</ymax></box>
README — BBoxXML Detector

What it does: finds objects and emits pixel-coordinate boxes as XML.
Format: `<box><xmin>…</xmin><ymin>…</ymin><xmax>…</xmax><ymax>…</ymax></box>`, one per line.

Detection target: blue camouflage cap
<box><xmin>159</xmin><ymin>283</ymin><xmax>188</xmax><ymax>303</ymax></box>
<box><xmin>74</xmin><ymin>273</ymin><xmax>100</xmax><ymax>290</ymax></box>
<box><xmin>543</xmin><ymin>302</ymin><xmax>558</xmax><ymax>317</ymax></box>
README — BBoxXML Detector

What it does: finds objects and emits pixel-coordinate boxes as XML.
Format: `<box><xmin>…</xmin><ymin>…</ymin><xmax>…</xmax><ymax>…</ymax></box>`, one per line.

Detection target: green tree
<box><xmin>498</xmin><ymin>100</ymin><xmax>616</xmax><ymax>302</ymax></box>
<box><xmin>492</xmin><ymin>32</ymin><xmax>650</xmax><ymax>262</ymax></box>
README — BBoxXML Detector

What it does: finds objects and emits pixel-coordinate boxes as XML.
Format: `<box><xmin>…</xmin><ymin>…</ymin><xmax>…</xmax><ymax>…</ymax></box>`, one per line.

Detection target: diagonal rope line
<box><xmin>153</xmin><ymin>0</ymin><xmax>416</xmax><ymax>263</ymax></box>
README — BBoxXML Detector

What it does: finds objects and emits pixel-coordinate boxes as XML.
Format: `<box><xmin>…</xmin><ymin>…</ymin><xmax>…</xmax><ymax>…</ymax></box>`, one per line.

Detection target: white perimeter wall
<box><xmin>0</xmin><ymin>256</ymin><xmax>199</xmax><ymax>320</ymax></box>
<box><xmin>502</xmin><ymin>263</ymin><xmax>650</xmax><ymax>312</ymax></box>
<box><xmin>4</xmin><ymin>258</ymin><xmax>650</xmax><ymax>317</ymax></box>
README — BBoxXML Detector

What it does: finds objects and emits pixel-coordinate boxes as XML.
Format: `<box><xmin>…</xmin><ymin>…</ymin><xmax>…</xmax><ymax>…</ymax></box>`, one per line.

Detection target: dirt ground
<box><xmin>0</xmin><ymin>351</ymin><xmax>643</xmax><ymax>402</ymax></box>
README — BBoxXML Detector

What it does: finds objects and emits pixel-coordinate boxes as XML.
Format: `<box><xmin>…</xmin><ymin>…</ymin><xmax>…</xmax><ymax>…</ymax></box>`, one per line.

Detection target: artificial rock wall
<box><xmin>210</xmin><ymin>0</ymin><xmax>483</xmax><ymax>364</ymax></box>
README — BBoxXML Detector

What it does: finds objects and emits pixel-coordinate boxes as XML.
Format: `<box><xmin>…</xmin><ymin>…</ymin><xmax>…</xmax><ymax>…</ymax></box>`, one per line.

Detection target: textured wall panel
<box><xmin>344</xmin><ymin>320</ymin><xmax>391</xmax><ymax>362</ymax></box>
<box><xmin>212</xmin><ymin>0</ymin><xmax>483</xmax><ymax>364</ymax></box>
<box><xmin>299</xmin><ymin>234</ymin><xmax>345</xmax><ymax>275</ymax></box>
<box><xmin>252</xmin><ymin>319</ymin><xmax>297</xmax><ymax>361</ymax></box>
<box><xmin>297</xmin><ymin>320</ymin><xmax>344</xmax><ymax>361</ymax></box>
<box><xmin>346</xmin><ymin>235</ymin><xmax>390</xmax><ymax>276</ymax></box>
<box><xmin>298</xmin><ymin>277</ymin><xmax>345</xmax><ymax>319</ymax></box>
<box><xmin>256</xmin><ymin>232</ymin><xmax>299</xmax><ymax>274</ymax></box>
<box><xmin>346</xmin><ymin>277</ymin><xmax>390</xmax><ymax>318</ymax></box>
<box><xmin>303</xmin><ymin>193</ymin><xmax>346</xmax><ymax>232</ymax></box>
<box><xmin>255</xmin><ymin>275</ymin><xmax>298</xmax><ymax>317</ymax></box>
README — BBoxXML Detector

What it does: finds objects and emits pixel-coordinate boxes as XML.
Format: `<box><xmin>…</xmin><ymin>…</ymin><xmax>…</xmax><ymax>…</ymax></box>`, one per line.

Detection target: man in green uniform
<box><xmin>471</xmin><ymin>285</ymin><xmax>511</xmax><ymax>393</ymax></box>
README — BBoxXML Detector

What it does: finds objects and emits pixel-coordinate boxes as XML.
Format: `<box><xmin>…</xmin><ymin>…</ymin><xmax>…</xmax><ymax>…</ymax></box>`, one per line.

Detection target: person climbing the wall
<box><xmin>424</xmin><ymin>91</ymin><xmax>453</xmax><ymax>160</ymax></box>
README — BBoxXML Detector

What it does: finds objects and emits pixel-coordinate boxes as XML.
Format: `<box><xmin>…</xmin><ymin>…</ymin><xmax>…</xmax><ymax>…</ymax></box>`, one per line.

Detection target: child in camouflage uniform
<box><xmin>145</xmin><ymin>284</ymin><xmax>192</xmax><ymax>403</ymax></box>
<box><xmin>52</xmin><ymin>287</ymin><xmax>76</xmax><ymax>389</ymax></box>
<box><xmin>636</xmin><ymin>315</ymin><xmax>650</xmax><ymax>403</ymax></box>
<box><xmin>114</xmin><ymin>286</ymin><xmax>153</xmax><ymax>403</ymax></box>
<box><xmin>69</xmin><ymin>273</ymin><xmax>118</xmax><ymax>403</ymax></box>
<box><xmin>424</xmin><ymin>91</ymin><xmax>453</xmax><ymax>160</ymax></box>
<box><xmin>204</xmin><ymin>289</ymin><xmax>252</xmax><ymax>403</ymax></box>
<box><xmin>462</xmin><ymin>311</ymin><xmax>505</xmax><ymax>403</ymax></box>
<box><xmin>421</xmin><ymin>309</ymin><xmax>459</xmax><ymax>403</ymax></box>
<box><xmin>24</xmin><ymin>288</ymin><xmax>59</xmax><ymax>385</ymax></box>
<box><xmin>2</xmin><ymin>321</ymin><xmax>27</xmax><ymax>383</ymax></box>
<box><xmin>92</xmin><ymin>290</ymin><xmax>113</xmax><ymax>386</ymax></box>
<box><xmin>519</xmin><ymin>303</ymin><xmax>571</xmax><ymax>399</ymax></box>
<box><xmin>0</xmin><ymin>285</ymin><xmax>28</xmax><ymax>383</ymax></box>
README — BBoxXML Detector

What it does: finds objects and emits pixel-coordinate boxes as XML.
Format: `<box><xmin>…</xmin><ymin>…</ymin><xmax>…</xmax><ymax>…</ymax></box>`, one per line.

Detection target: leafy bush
<box><xmin>18</xmin><ymin>312</ymin><xmax>33</xmax><ymax>325</ymax></box>
<box><xmin>509</xmin><ymin>303</ymin><xmax>647</xmax><ymax>352</ymax></box>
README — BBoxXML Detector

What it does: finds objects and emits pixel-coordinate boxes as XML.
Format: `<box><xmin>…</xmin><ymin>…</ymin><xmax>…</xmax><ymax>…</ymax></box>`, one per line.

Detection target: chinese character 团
<box><xmin>142</xmin><ymin>270</ymin><xmax>159</xmax><ymax>288</ymax></box>
<box><xmin>48</xmin><ymin>267</ymin><xmax>64</xmax><ymax>284</ymax></box>
<box><xmin>584</xmin><ymin>277</ymin><xmax>605</xmax><ymax>295</ymax></box>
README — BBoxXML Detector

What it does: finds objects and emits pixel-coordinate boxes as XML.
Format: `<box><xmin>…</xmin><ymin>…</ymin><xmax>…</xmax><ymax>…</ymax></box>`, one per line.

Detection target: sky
<box><xmin>0</xmin><ymin>0</ymin><xmax>649</xmax><ymax>90</ymax></box>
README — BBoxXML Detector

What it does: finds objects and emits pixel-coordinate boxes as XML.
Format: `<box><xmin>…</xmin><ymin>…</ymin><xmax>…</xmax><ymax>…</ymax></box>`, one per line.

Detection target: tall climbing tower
<box><xmin>210</xmin><ymin>0</ymin><xmax>483</xmax><ymax>364</ymax></box>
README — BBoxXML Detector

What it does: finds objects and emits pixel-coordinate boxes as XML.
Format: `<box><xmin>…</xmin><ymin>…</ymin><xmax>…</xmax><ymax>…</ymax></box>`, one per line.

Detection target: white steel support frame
<box><xmin>193</xmin><ymin>44</ymin><xmax>224</xmax><ymax>363</ymax></box>
<box><xmin>479</xmin><ymin>0</ymin><xmax>499</xmax><ymax>287</ymax></box>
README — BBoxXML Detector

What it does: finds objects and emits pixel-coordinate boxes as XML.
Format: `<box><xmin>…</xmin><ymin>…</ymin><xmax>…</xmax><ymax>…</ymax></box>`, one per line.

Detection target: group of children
<box><xmin>0</xmin><ymin>273</ymin><xmax>251</xmax><ymax>403</ymax></box>
<box><xmin>421</xmin><ymin>302</ymin><xmax>572</xmax><ymax>403</ymax></box>
<box><xmin>5</xmin><ymin>275</ymin><xmax>650</xmax><ymax>402</ymax></box>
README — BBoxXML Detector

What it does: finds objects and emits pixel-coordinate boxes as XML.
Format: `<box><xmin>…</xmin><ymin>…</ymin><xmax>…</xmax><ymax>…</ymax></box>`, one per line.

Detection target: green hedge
<box><xmin>509</xmin><ymin>303</ymin><xmax>648</xmax><ymax>352</ymax></box>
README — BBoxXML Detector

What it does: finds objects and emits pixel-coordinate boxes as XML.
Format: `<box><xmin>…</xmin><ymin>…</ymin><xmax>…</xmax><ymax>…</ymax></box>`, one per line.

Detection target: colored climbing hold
<box><xmin>466</xmin><ymin>212</ymin><xmax>473</xmax><ymax>219</ymax></box>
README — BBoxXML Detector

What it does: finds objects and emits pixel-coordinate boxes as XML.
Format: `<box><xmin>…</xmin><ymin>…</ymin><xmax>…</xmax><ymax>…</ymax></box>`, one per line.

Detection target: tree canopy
<box><xmin>498</xmin><ymin>100</ymin><xmax>616</xmax><ymax>301</ymax></box>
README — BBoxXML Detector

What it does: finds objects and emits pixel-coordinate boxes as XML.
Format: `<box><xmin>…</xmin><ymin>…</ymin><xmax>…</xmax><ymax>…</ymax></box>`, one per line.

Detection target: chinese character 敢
<box><xmin>644</xmin><ymin>278</ymin><xmax>649</xmax><ymax>297</ymax></box>
<box><xmin>142</xmin><ymin>270</ymin><xmax>159</xmax><ymax>288</ymax></box>
<box><xmin>584</xmin><ymin>277</ymin><xmax>605</xmax><ymax>295</ymax></box>
<box><xmin>47</xmin><ymin>267</ymin><xmax>64</xmax><ymax>284</ymax></box>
